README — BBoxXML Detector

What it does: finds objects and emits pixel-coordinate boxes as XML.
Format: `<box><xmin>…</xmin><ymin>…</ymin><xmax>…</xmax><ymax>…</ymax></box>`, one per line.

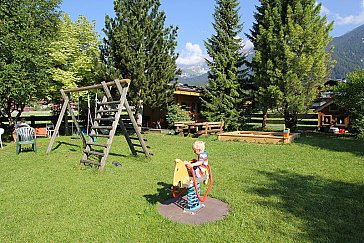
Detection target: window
<box><xmin>336</xmin><ymin>116</ymin><xmax>346</xmax><ymax>126</ymax></box>
<box><xmin>322</xmin><ymin>115</ymin><xmax>332</xmax><ymax>125</ymax></box>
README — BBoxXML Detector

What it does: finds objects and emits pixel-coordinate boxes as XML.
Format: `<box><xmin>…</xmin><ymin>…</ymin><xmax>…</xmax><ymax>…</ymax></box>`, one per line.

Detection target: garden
<box><xmin>0</xmin><ymin>132</ymin><xmax>363</xmax><ymax>242</ymax></box>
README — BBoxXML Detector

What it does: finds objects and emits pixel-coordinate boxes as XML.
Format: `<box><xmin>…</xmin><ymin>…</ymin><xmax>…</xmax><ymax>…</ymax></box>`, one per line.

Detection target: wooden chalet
<box><xmin>173</xmin><ymin>83</ymin><xmax>203</xmax><ymax>121</ymax></box>
<box><xmin>315</xmin><ymin>99</ymin><xmax>349</xmax><ymax>132</ymax></box>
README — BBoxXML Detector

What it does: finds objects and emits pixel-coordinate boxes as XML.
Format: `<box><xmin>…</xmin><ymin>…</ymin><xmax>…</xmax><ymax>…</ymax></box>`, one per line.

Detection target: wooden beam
<box><xmin>63</xmin><ymin>79</ymin><xmax>130</xmax><ymax>93</ymax></box>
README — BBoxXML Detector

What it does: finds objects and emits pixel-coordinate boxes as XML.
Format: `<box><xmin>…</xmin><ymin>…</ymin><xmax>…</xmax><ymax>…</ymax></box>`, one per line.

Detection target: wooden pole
<box><xmin>63</xmin><ymin>79</ymin><xmax>130</xmax><ymax>93</ymax></box>
<box><xmin>46</xmin><ymin>91</ymin><xmax>69</xmax><ymax>154</ymax></box>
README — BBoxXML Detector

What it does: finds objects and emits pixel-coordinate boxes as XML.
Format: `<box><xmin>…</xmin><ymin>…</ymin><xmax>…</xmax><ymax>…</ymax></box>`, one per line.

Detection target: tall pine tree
<box><xmin>103</xmin><ymin>0</ymin><xmax>180</xmax><ymax>125</ymax></box>
<box><xmin>202</xmin><ymin>0</ymin><xmax>249</xmax><ymax>131</ymax></box>
<box><xmin>248</xmin><ymin>0</ymin><xmax>334</xmax><ymax>131</ymax></box>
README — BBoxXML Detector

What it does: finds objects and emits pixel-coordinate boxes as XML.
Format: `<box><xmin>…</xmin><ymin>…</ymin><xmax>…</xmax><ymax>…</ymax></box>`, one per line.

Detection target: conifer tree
<box><xmin>103</xmin><ymin>0</ymin><xmax>180</xmax><ymax>125</ymax></box>
<box><xmin>202</xmin><ymin>0</ymin><xmax>250</xmax><ymax>131</ymax></box>
<box><xmin>248</xmin><ymin>0</ymin><xmax>334</xmax><ymax>131</ymax></box>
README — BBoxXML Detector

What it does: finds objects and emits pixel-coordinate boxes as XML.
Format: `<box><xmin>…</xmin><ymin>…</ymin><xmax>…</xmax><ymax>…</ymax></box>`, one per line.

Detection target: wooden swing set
<box><xmin>46</xmin><ymin>79</ymin><xmax>151</xmax><ymax>170</ymax></box>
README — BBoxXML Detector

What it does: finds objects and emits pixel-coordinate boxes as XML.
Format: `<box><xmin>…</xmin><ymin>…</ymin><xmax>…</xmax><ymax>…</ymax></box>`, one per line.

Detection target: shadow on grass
<box><xmin>52</xmin><ymin>141</ymin><xmax>80</xmax><ymax>151</ymax></box>
<box><xmin>143</xmin><ymin>181</ymin><xmax>173</xmax><ymax>205</ymax></box>
<box><xmin>251</xmin><ymin>170</ymin><xmax>364</xmax><ymax>242</ymax></box>
<box><xmin>108</xmin><ymin>152</ymin><xmax>128</xmax><ymax>157</ymax></box>
<box><xmin>295</xmin><ymin>133</ymin><xmax>364</xmax><ymax>157</ymax></box>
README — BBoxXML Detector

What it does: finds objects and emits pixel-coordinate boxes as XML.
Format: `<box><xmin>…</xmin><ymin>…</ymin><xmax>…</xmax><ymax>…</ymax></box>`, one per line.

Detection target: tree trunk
<box><xmin>284</xmin><ymin>109</ymin><xmax>298</xmax><ymax>132</ymax></box>
<box><xmin>262</xmin><ymin>109</ymin><xmax>267</xmax><ymax>129</ymax></box>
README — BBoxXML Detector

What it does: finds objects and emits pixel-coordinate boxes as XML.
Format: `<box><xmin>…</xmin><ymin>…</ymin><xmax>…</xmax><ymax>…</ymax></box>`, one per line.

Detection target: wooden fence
<box><xmin>247</xmin><ymin>113</ymin><xmax>319</xmax><ymax>131</ymax></box>
<box><xmin>0</xmin><ymin>113</ymin><xmax>320</xmax><ymax>133</ymax></box>
<box><xmin>0</xmin><ymin>115</ymin><xmax>88</xmax><ymax>135</ymax></box>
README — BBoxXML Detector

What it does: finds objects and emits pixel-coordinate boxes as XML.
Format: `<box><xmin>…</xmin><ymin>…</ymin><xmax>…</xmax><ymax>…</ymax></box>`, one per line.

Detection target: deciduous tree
<box><xmin>334</xmin><ymin>70</ymin><xmax>364</xmax><ymax>136</ymax></box>
<box><xmin>48</xmin><ymin>14</ymin><xmax>101</xmax><ymax>97</ymax></box>
<box><xmin>0</xmin><ymin>0</ymin><xmax>61</xmax><ymax>128</ymax></box>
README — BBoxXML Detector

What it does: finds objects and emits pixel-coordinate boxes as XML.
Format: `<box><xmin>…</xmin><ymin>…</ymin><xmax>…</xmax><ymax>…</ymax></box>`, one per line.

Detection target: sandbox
<box><xmin>218</xmin><ymin>131</ymin><xmax>300</xmax><ymax>144</ymax></box>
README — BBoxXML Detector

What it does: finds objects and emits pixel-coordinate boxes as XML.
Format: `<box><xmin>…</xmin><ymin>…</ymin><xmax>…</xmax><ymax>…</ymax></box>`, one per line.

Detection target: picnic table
<box><xmin>174</xmin><ymin>121</ymin><xmax>224</xmax><ymax>135</ymax></box>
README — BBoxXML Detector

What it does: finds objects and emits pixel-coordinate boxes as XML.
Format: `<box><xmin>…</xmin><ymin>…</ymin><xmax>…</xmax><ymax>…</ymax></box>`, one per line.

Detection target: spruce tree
<box><xmin>202</xmin><ymin>0</ymin><xmax>250</xmax><ymax>131</ymax></box>
<box><xmin>248</xmin><ymin>0</ymin><xmax>334</xmax><ymax>131</ymax></box>
<box><xmin>103</xmin><ymin>0</ymin><xmax>180</xmax><ymax>125</ymax></box>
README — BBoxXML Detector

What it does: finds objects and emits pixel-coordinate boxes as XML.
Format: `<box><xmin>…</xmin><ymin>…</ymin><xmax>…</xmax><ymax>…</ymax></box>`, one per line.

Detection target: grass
<box><xmin>0</xmin><ymin>132</ymin><xmax>363</xmax><ymax>242</ymax></box>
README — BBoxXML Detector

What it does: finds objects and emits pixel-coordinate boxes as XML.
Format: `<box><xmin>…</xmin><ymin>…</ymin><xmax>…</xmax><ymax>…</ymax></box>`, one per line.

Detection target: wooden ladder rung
<box><xmin>99</xmin><ymin>100</ymin><xmax>121</xmax><ymax>105</ymax></box>
<box><xmin>80</xmin><ymin>159</ymin><xmax>101</xmax><ymax>166</ymax></box>
<box><xmin>86</xmin><ymin>142</ymin><xmax>108</xmax><ymax>147</ymax></box>
<box><xmin>95</xmin><ymin>117</ymin><xmax>115</xmax><ymax>121</ymax></box>
<box><xmin>97</xmin><ymin>109</ymin><xmax>119</xmax><ymax>113</ymax></box>
<box><xmin>92</xmin><ymin>126</ymin><xmax>113</xmax><ymax>130</ymax></box>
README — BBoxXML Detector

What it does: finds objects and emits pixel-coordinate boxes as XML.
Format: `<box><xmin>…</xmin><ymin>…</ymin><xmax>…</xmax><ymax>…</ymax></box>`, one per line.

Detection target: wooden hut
<box><xmin>315</xmin><ymin>99</ymin><xmax>349</xmax><ymax>132</ymax></box>
<box><xmin>173</xmin><ymin>84</ymin><xmax>203</xmax><ymax>121</ymax></box>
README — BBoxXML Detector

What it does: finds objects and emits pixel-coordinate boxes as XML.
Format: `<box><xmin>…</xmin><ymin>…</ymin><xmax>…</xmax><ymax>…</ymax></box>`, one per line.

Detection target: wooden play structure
<box><xmin>46</xmin><ymin>79</ymin><xmax>151</xmax><ymax>170</ymax></box>
<box><xmin>218</xmin><ymin>131</ymin><xmax>300</xmax><ymax>144</ymax></box>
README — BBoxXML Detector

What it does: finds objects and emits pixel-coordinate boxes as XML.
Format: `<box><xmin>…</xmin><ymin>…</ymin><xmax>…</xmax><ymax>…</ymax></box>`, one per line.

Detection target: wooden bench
<box><xmin>196</xmin><ymin>121</ymin><xmax>224</xmax><ymax>135</ymax></box>
<box><xmin>174</xmin><ymin>121</ymin><xmax>195</xmax><ymax>133</ymax></box>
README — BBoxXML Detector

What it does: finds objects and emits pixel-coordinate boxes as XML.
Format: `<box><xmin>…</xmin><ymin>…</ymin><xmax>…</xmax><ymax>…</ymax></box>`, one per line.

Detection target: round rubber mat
<box><xmin>158</xmin><ymin>196</ymin><xmax>229</xmax><ymax>225</ymax></box>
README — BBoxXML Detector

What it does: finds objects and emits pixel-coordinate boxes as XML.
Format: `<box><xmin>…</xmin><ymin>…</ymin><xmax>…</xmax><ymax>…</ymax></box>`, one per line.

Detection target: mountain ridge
<box><xmin>178</xmin><ymin>24</ymin><xmax>364</xmax><ymax>85</ymax></box>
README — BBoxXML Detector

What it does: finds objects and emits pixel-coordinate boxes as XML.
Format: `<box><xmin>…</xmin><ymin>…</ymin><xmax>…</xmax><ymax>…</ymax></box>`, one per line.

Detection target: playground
<box><xmin>0</xmin><ymin>132</ymin><xmax>363</xmax><ymax>242</ymax></box>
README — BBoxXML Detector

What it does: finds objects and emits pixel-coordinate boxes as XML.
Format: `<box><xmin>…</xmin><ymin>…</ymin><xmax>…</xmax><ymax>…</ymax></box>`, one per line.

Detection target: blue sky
<box><xmin>61</xmin><ymin>0</ymin><xmax>364</xmax><ymax>66</ymax></box>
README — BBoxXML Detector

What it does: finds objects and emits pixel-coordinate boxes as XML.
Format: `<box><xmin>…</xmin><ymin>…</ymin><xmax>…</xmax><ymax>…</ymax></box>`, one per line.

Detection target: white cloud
<box><xmin>335</xmin><ymin>0</ymin><xmax>364</xmax><ymax>25</ymax></box>
<box><xmin>176</xmin><ymin>42</ymin><xmax>207</xmax><ymax>66</ymax></box>
<box><xmin>243</xmin><ymin>39</ymin><xmax>254</xmax><ymax>52</ymax></box>
<box><xmin>336</xmin><ymin>12</ymin><xmax>364</xmax><ymax>25</ymax></box>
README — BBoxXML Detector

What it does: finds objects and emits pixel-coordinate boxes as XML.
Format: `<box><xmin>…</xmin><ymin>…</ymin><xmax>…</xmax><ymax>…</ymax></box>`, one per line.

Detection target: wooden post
<box><xmin>46</xmin><ymin>91</ymin><xmax>69</xmax><ymax>154</ymax></box>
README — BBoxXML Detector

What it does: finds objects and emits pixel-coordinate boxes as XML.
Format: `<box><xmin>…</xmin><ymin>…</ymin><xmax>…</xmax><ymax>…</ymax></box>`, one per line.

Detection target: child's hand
<box><xmin>184</xmin><ymin>161</ymin><xmax>192</xmax><ymax>169</ymax></box>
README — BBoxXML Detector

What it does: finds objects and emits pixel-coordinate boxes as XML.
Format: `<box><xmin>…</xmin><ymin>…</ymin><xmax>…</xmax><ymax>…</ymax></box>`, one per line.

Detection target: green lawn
<box><xmin>0</xmin><ymin>133</ymin><xmax>363</xmax><ymax>242</ymax></box>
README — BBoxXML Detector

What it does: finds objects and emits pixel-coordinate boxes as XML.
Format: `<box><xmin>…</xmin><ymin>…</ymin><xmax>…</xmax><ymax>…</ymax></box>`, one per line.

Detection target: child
<box><xmin>185</xmin><ymin>140</ymin><xmax>208</xmax><ymax>178</ymax></box>
<box><xmin>183</xmin><ymin>141</ymin><xmax>208</xmax><ymax>214</ymax></box>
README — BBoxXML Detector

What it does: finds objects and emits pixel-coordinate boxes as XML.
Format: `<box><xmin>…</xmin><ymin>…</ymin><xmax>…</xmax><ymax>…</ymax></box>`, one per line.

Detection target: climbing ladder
<box><xmin>46</xmin><ymin>79</ymin><xmax>152</xmax><ymax>170</ymax></box>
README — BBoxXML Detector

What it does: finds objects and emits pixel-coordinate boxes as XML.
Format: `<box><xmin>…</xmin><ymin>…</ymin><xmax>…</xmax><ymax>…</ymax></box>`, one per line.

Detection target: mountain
<box><xmin>329</xmin><ymin>24</ymin><xmax>364</xmax><ymax>79</ymax></box>
<box><xmin>177</xmin><ymin>50</ymin><xmax>255</xmax><ymax>86</ymax></box>
<box><xmin>178</xmin><ymin>72</ymin><xmax>208</xmax><ymax>86</ymax></box>
<box><xmin>178</xmin><ymin>62</ymin><xmax>209</xmax><ymax>78</ymax></box>
<box><xmin>176</xmin><ymin>23</ymin><xmax>364</xmax><ymax>84</ymax></box>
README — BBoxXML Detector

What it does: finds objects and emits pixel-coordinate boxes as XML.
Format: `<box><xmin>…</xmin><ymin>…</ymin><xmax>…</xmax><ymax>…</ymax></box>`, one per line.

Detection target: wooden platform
<box><xmin>218</xmin><ymin>131</ymin><xmax>300</xmax><ymax>144</ymax></box>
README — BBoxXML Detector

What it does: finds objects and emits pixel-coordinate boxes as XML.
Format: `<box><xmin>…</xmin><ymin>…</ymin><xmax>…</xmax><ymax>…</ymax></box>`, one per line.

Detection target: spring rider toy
<box><xmin>172</xmin><ymin>159</ymin><xmax>213</xmax><ymax>214</ymax></box>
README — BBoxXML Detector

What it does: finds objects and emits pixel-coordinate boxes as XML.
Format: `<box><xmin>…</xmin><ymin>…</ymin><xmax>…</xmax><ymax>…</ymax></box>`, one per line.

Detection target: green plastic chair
<box><xmin>16</xmin><ymin>126</ymin><xmax>37</xmax><ymax>154</ymax></box>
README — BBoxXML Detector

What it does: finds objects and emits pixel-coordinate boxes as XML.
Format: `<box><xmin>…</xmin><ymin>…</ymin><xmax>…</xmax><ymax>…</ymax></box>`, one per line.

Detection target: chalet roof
<box><xmin>175</xmin><ymin>83</ymin><xmax>203</xmax><ymax>93</ymax></box>
<box><xmin>315</xmin><ymin>99</ymin><xmax>334</xmax><ymax>112</ymax></box>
